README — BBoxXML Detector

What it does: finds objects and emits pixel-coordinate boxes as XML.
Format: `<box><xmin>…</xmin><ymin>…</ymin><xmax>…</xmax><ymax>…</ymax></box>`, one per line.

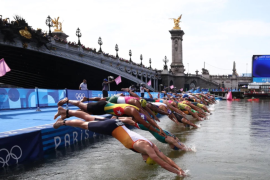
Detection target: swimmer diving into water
<box><xmin>53</xmin><ymin>109</ymin><xmax>186</xmax><ymax>176</ymax></box>
<box><xmin>55</xmin><ymin>98</ymin><xmax>167</xmax><ymax>137</ymax></box>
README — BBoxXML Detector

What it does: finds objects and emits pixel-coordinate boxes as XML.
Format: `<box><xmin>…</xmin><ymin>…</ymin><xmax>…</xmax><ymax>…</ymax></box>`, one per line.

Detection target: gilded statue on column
<box><xmin>170</xmin><ymin>15</ymin><xmax>182</xmax><ymax>30</ymax></box>
<box><xmin>51</xmin><ymin>17</ymin><xmax>63</xmax><ymax>32</ymax></box>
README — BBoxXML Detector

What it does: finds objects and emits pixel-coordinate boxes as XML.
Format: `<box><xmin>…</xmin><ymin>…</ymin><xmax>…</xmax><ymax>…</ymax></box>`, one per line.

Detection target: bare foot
<box><xmin>81</xmin><ymin>97</ymin><xmax>88</xmax><ymax>102</ymax></box>
<box><xmin>53</xmin><ymin>118</ymin><xmax>64</xmax><ymax>129</ymax></box>
<box><xmin>57</xmin><ymin>97</ymin><xmax>69</xmax><ymax>106</ymax></box>
<box><xmin>61</xmin><ymin>114</ymin><xmax>67</xmax><ymax>120</ymax></box>
<box><xmin>121</xmin><ymin>88</ymin><xmax>129</xmax><ymax>92</ymax></box>
<box><xmin>54</xmin><ymin>106</ymin><xmax>67</xmax><ymax>120</ymax></box>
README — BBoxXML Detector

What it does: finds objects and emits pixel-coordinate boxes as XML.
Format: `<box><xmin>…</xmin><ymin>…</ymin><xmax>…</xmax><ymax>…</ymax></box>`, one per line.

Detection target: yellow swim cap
<box><xmin>146</xmin><ymin>157</ymin><xmax>156</xmax><ymax>165</ymax></box>
<box><xmin>140</xmin><ymin>99</ymin><xmax>147</xmax><ymax>108</ymax></box>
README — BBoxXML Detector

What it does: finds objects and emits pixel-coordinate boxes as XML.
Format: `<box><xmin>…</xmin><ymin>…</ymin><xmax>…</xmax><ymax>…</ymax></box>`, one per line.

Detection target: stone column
<box><xmin>169</xmin><ymin>30</ymin><xmax>185</xmax><ymax>76</ymax></box>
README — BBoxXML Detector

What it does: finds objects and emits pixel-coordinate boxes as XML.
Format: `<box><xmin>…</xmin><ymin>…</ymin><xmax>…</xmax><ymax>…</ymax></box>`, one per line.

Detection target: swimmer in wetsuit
<box><xmin>52</xmin><ymin>115</ymin><xmax>186</xmax><ymax>176</ymax></box>
<box><xmin>81</xmin><ymin>95</ymin><xmax>161</xmax><ymax>122</ymax></box>
<box><xmin>55</xmin><ymin>99</ymin><xmax>167</xmax><ymax>137</ymax></box>
<box><xmin>176</xmin><ymin>103</ymin><xmax>202</xmax><ymax>121</ymax></box>
<box><xmin>172</xmin><ymin>112</ymin><xmax>198</xmax><ymax>128</ymax></box>
<box><xmin>181</xmin><ymin>100</ymin><xmax>207</xmax><ymax>118</ymax></box>
<box><xmin>154</xmin><ymin>99</ymin><xmax>187</xmax><ymax>118</ymax></box>
<box><xmin>116</xmin><ymin>116</ymin><xmax>192</xmax><ymax>151</ymax></box>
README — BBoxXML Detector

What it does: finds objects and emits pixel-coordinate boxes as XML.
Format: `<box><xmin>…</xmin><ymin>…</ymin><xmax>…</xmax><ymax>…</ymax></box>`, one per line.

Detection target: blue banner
<box><xmin>0</xmin><ymin>131</ymin><xmax>43</xmax><ymax>167</ymax></box>
<box><xmin>37</xmin><ymin>89</ymin><xmax>66</xmax><ymax>107</ymax></box>
<box><xmin>0</xmin><ymin>88</ymin><xmax>36</xmax><ymax>109</ymax></box>
<box><xmin>41</xmin><ymin>126</ymin><xmax>104</xmax><ymax>152</ymax></box>
<box><xmin>0</xmin><ymin>88</ymin><xmax>165</xmax><ymax>110</ymax></box>
<box><xmin>90</xmin><ymin>90</ymin><xmax>103</xmax><ymax>98</ymax></box>
<box><xmin>67</xmin><ymin>90</ymin><xmax>88</xmax><ymax>102</ymax></box>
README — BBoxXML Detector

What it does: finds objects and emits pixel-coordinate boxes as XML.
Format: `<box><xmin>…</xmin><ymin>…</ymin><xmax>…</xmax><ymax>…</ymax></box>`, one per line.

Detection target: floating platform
<box><xmin>0</xmin><ymin>107</ymin><xmax>112</xmax><ymax>168</ymax></box>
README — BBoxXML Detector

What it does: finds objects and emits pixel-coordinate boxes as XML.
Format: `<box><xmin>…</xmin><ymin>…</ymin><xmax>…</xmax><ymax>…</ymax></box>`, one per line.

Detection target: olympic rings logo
<box><xmin>0</xmin><ymin>145</ymin><xmax>22</xmax><ymax>167</ymax></box>
<box><xmin>75</xmin><ymin>93</ymin><xmax>85</xmax><ymax>100</ymax></box>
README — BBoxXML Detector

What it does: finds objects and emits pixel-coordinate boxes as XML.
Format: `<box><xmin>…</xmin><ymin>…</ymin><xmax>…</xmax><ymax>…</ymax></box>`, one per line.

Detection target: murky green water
<box><xmin>1</xmin><ymin>100</ymin><xmax>270</xmax><ymax>180</ymax></box>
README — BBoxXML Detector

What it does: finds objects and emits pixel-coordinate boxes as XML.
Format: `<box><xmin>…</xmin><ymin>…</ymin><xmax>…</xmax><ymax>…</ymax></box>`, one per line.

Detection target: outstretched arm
<box><xmin>125</xmin><ymin>108</ymin><xmax>165</xmax><ymax>137</ymax></box>
<box><xmin>145</xmin><ymin>88</ymin><xmax>153</xmax><ymax>99</ymax></box>
<box><xmin>103</xmin><ymin>80</ymin><xmax>115</xmax><ymax>84</ymax></box>
<box><xmin>134</xmin><ymin>143</ymin><xmax>184</xmax><ymax>176</ymax></box>
<box><xmin>143</xmin><ymin>106</ymin><xmax>160</xmax><ymax>122</ymax></box>
<box><xmin>152</xmin><ymin>144</ymin><xmax>185</xmax><ymax>174</ymax></box>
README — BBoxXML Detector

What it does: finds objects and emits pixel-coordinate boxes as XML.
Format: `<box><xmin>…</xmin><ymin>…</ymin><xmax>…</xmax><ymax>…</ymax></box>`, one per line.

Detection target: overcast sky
<box><xmin>1</xmin><ymin>0</ymin><xmax>270</xmax><ymax>75</ymax></box>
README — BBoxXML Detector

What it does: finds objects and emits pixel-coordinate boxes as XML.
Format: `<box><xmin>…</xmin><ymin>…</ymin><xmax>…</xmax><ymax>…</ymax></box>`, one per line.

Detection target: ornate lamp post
<box><xmin>129</xmin><ymin>50</ymin><xmax>132</xmax><ymax>62</ymax></box>
<box><xmin>98</xmin><ymin>37</ymin><xmax>103</xmax><ymax>53</ymax></box>
<box><xmin>45</xmin><ymin>15</ymin><xmax>53</xmax><ymax>36</ymax></box>
<box><xmin>76</xmin><ymin>28</ymin><xmax>82</xmax><ymax>45</ymax></box>
<box><xmin>140</xmin><ymin>54</ymin><xmax>143</xmax><ymax>66</ymax></box>
<box><xmin>115</xmin><ymin>44</ymin><xmax>119</xmax><ymax>58</ymax></box>
<box><xmin>163</xmin><ymin>56</ymin><xmax>169</xmax><ymax>70</ymax></box>
<box><xmin>149</xmin><ymin>58</ymin><xmax>152</xmax><ymax>69</ymax></box>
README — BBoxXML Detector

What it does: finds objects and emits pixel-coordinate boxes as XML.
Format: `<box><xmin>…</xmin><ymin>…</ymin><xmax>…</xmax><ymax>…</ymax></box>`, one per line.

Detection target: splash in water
<box><xmin>179</xmin><ymin>170</ymin><xmax>190</xmax><ymax>177</ymax></box>
<box><xmin>188</xmin><ymin>145</ymin><xmax>197</xmax><ymax>152</ymax></box>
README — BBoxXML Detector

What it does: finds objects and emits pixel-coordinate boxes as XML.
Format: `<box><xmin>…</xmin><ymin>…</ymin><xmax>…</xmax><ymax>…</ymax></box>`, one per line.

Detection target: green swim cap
<box><xmin>146</xmin><ymin>157</ymin><xmax>156</xmax><ymax>165</ymax></box>
<box><xmin>140</xmin><ymin>99</ymin><xmax>147</xmax><ymax>108</ymax></box>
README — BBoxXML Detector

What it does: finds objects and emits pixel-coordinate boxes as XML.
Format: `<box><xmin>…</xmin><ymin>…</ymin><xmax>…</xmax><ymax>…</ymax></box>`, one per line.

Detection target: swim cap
<box><xmin>140</xmin><ymin>99</ymin><xmax>147</xmax><ymax>108</ymax></box>
<box><xmin>146</xmin><ymin>157</ymin><xmax>156</xmax><ymax>165</ymax></box>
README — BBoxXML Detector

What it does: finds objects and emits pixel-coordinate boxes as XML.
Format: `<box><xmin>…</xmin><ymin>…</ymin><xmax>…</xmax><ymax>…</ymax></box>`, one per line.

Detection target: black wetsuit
<box><xmin>143</xmin><ymin>98</ymin><xmax>155</xmax><ymax>102</ymax></box>
<box><xmin>172</xmin><ymin>112</ymin><xmax>184</xmax><ymax>123</ymax></box>
<box><xmin>86</xmin><ymin>101</ymin><xmax>107</xmax><ymax>115</ymax></box>
<box><xmin>191</xmin><ymin>102</ymin><xmax>198</xmax><ymax>106</ymax></box>
<box><xmin>88</xmin><ymin>118</ymin><xmax>152</xmax><ymax>152</ymax></box>
<box><xmin>88</xmin><ymin>119</ymin><xmax>124</xmax><ymax>135</ymax></box>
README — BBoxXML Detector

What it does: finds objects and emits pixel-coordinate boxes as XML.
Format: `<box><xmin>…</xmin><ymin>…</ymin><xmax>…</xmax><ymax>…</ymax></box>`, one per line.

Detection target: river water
<box><xmin>1</xmin><ymin>100</ymin><xmax>270</xmax><ymax>180</ymax></box>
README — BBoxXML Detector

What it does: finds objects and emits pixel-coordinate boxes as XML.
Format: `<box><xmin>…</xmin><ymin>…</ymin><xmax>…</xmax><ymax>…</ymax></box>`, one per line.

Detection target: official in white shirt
<box><xmin>79</xmin><ymin>79</ymin><xmax>88</xmax><ymax>90</ymax></box>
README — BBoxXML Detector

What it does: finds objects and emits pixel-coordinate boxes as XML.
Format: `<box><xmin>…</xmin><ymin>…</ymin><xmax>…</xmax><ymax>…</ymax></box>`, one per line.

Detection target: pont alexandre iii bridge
<box><xmin>0</xmin><ymin>36</ymin><xmax>160</xmax><ymax>91</ymax></box>
<box><xmin>0</xmin><ymin>15</ymin><xmax>220</xmax><ymax>91</ymax></box>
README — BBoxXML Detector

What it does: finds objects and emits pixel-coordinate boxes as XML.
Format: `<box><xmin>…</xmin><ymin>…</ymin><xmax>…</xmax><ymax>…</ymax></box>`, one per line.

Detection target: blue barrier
<box><xmin>37</xmin><ymin>89</ymin><xmax>66</xmax><ymax>107</ymax></box>
<box><xmin>67</xmin><ymin>89</ymin><xmax>88</xmax><ymax>101</ymax></box>
<box><xmin>0</xmin><ymin>130</ymin><xmax>43</xmax><ymax>167</ymax></box>
<box><xmin>0</xmin><ymin>88</ymin><xmax>165</xmax><ymax>110</ymax></box>
<box><xmin>0</xmin><ymin>88</ymin><xmax>36</xmax><ymax>109</ymax></box>
<box><xmin>0</xmin><ymin>115</ymin><xmax>111</xmax><ymax>168</ymax></box>
<box><xmin>41</xmin><ymin>125</ymin><xmax>103</xmax><ymax>152</ymax></box>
